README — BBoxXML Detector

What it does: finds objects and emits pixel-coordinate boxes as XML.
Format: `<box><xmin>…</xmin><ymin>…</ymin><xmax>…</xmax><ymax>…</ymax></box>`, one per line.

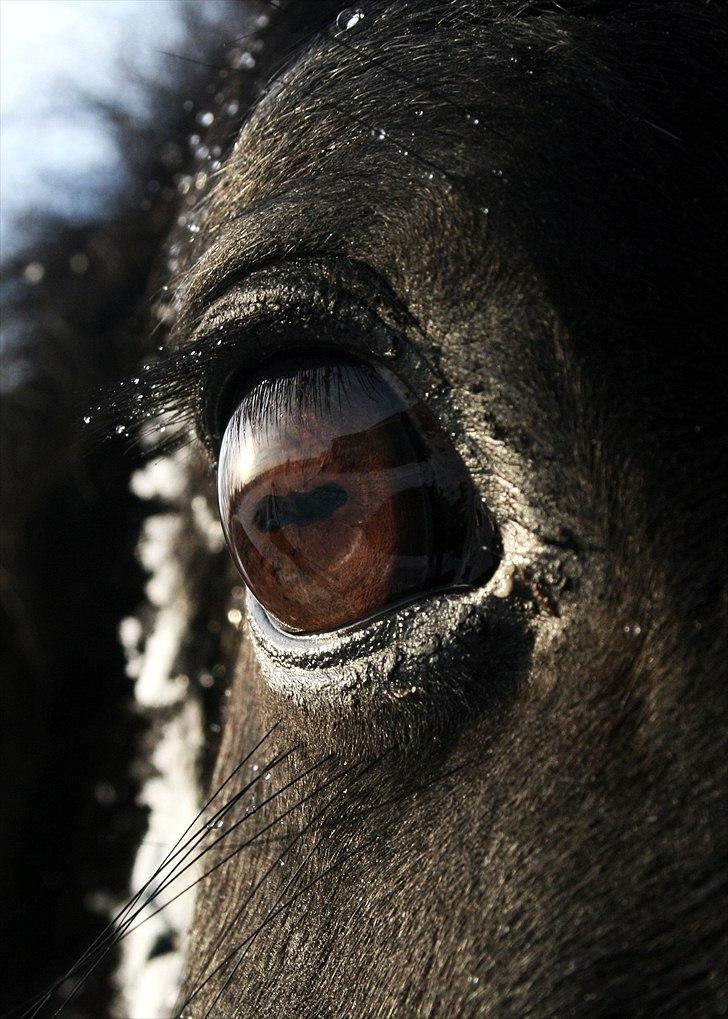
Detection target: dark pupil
<box><xmin>218</xmin><ymin>355</ymin><xmax>497</xmax><ymax>633</ymax></box>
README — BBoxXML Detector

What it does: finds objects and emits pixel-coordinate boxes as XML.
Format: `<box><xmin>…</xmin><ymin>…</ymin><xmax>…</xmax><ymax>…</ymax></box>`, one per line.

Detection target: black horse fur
<box><xmin>1</xmin><ymin>1</ymin><xmax>726</xmax><ymax>1016</ymax></box>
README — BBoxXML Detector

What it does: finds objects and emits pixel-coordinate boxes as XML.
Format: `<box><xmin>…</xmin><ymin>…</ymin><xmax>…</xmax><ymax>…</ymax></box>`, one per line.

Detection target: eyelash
<box><xmin>225</xmin><ymin>359</ymin><xmax>391</xmax><ymax>436</ymax></box>
<box><xmin>105</xmin><ymin>259</ymin><xmax>429</xmax><ymax>460</ymax></box>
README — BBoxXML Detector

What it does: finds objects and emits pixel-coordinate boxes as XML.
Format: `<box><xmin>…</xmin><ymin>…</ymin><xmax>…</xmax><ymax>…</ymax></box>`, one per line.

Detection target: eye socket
<box><xmin>218</xmin><ymin>353</ymin><xmax>497</xmax><ymax>634</ymax></box>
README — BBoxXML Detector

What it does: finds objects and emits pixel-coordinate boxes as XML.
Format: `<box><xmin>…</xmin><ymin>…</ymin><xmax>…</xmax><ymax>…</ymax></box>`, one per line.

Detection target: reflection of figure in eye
<box><xmin>253</xmin><ymin>482</ymin><xmax>348</xmax><ymax>534</ymax></box>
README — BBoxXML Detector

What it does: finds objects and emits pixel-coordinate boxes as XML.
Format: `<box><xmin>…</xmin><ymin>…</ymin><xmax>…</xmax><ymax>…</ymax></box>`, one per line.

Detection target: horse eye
<box><xmin>217</xmin><ymin>354</ymin><xmax>497</xmax><ymax>634</ymax></box>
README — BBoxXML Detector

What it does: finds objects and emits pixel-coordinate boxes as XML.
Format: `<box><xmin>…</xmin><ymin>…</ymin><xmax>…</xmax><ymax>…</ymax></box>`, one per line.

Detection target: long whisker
<box><xmin>15</xmin><ymin>724</ymin><xmax>283</xmax><ymax>1019</ymax></box>
<box><xmin>42</xmin><ymin>742</ymin><xmax>298</xmax><ymax>1019</ymax></box>
<box><xmin>184</xmin><ymin>754</ymin><xmax>467</xmax><ymax>1014</ymax></box>
<box><xmin>198</xmin><ymin>837</ymin><xmax>378</xmax><ymax>1018</ymax></box>
<box><xmin>115</xmin><ymin>748</ymin><xmax>337</xmax><ymax>950</ymax></box>
<box><xmin>199</xmin><ymin>759</ymin><xmax>390</xmax><ymax>1017</ymax></box>
<box><xmin>183</xmin><ymin>752</ymin><xmax>389</xmax><ymax>1008</ymax></box>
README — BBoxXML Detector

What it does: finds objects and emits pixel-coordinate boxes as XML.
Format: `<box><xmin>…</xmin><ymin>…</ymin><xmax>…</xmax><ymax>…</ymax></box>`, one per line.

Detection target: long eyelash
<box><xmin>234</xmin><ymin>360</ymin><xmax>391</xmax><ymax>437</ymax></box>
<box><xmin>87</xmin><ymin>336</ymin><xmax>222</xmax><ymax>457</ymax></box>
<box><xmin>95</xmin><ymin>341</ymin><xmax>394</xmax><ymax>463</ymax></box>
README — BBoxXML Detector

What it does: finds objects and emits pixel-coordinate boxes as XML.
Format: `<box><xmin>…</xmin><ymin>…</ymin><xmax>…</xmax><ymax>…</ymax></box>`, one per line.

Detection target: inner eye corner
<box><xmin>217</xmin><ymin>351</ymin><xmax>498</xmax><ymax>636</ymax></box>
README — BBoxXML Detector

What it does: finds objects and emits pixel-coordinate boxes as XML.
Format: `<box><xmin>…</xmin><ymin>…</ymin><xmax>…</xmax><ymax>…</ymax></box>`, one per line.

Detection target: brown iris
<box><xmin>218</xmin><ymin>354</ymin><xmax>497</xmax><ymax>633</ymax></box>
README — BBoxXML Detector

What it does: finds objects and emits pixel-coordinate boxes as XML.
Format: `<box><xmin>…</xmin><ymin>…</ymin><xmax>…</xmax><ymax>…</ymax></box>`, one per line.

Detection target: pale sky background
<box><xmin>0</xmin><ymin>0</ymin><xmax>210</xmax><ymax>258</ymax></box>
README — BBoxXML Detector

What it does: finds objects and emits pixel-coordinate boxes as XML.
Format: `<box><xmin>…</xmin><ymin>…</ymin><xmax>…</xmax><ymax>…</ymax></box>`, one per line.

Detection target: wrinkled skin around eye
<box><xmin>218</xmin><ymin>357</ymin><xmax>497</xmax><ymax>633</ymax></box>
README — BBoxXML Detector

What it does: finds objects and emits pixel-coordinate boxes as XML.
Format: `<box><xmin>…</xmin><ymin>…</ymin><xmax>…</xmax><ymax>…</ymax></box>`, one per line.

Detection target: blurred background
<box><xmin>0</xmin><ymin>3</ymin><xmax>239</xmax><ymax>1014</ymax></box>
<box><xmin>1</xmin><ymin>0</ymin><xmax>193</xmax><ymax>259</ymax></box>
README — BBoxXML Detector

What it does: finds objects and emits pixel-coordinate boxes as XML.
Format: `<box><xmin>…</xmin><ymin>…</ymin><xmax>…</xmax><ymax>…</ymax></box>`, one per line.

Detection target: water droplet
<box><xmin>227</xmin><ymin>607</ymin><xmax>243</xmax><ymax>626</ymax></box>
<box><xmin>83</xmin><ymin>415</ymin><xmax>91</xmax><ymax>425</ymax></box>
<box><xmin>115</xmin><ymin>424</ymin><xmax>127</xmax><ymax>436</ymax></box>
<box><xmin>226</xmin><ymin>100</ymin><xmax>239</xmax><ymax>116</ymax></box>
<box><xmin>372</xmin><ymin>127</ymin><xmax>387</xmax><ymax>141</ymax></box>
<box><xmin>264</xmin><ymin>772</ymin><xmax>272</xmax><ymax>781</ymax></box>
<box><xmin>251</xmin><ymin>763</ymin><xmax>260</xmax><ymax>773</ymax></box>
<box><xmin>69</xmin><ymin>252</ymin><xmax>89</xmax><ymax>275</ymax></box>
<box><xmin>23</xmin><ymin>262</ymin><xmax>45</xmax><ymax>285</ymax></box>
<box><xmin>197</xmin><ymin>110</ymin><xmax>214</xmax><ymax>127</ymax></box>
<box><xmin>415</xmin><ymin>108</ymin><xmax>424</xmax><ymax>117</ymax></box>
<box><xmin>337</xmin><ymin>7</ymin><xmax>365</xmax><ymax>31</ymax></box>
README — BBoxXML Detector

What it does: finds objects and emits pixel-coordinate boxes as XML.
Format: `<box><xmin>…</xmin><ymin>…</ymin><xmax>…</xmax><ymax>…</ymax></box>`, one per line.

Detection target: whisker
<box><xmin>183</xmin><ymin>753</ymin><xmax>465</xmax><ymax>1014</ymax></box>
<box><xmin>183</xmin><ymin>752</ymin><xmax>388</xmax><ymax>1007</ymax></box>
<box><xmin>199</xmin><ymin>760</ymin><xmax>390</xmax><ymax>1016</ymax></box>
<box><xmin>44</xmin><ymin>742</ymin><xmax>297</xmax><ymax>1019</ymax></box>
<box><xmin>121</xmin><ymin>748</ymin><xmax>340</xmax><ymax>952</ymax></box>
<box><xmin>198</xmin><ymin>837</ymin><xmax>378</xmax><ymax>1019</ymax></box>
<box><xmin>20</xmin><ymin>725</ymin><xmax>283</xmax><ymax>1019</ymax></box>
<box><xmin>54</xmin><ymin>740</ymin><xmax>329</xmax><ymax>1017</ymax></box>
<box><xmin>157</xmin><ymin>51</ymin><xmax>233</xmax><ymax>74</ymax></box>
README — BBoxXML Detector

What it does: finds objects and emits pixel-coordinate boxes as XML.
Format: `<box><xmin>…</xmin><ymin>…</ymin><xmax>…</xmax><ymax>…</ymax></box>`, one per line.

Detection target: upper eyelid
<box><xmin>118</xmin><ymin>256</ymin><xmax>433</xmax><ymax>456</ymax></box>
<box><xmin>193</xmin><ymin>261</ymin><xmax>424</xmax><ymax>449</ymax></box>
<box><xmin>176</xmin><ymin>193</ymin><xmax>339</xmax><ymax>334</ymax></box>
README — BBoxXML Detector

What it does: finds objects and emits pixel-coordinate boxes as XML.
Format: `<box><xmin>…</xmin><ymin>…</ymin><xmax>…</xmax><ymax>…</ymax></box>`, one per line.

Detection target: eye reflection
<box><xmin>218</xmin><ymin>354</ymin><xmax>497</xmax><ymax>634</ymax></box>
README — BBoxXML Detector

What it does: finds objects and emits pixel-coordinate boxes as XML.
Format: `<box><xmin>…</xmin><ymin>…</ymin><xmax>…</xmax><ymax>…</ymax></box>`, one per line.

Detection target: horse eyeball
<box><xmin>217</xmin><ymin>354</ymin><xmax>497</xmax><ymax>634</ymax></box>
